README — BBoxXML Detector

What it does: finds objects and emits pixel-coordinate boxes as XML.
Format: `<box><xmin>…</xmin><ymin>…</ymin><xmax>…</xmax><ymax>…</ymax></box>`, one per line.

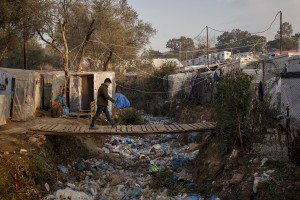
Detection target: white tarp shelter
<box><xmin>165</xmin><ymin>72</ymin><xmax>196</xmax><ymax>99</ymax></box>
<box><xmin>0</xmin><ymin>95</ymin><xmax>6</xmax><ymax>125</ymax></box>
<box><xmin>0</xmin><ymin>71</ymin><xmax>13</xmax><ymax>119</ymax></box>
<box><xmin>69</xmin><ymin>71</ymin><xmax>115</xmax><ymax>113</ymax></box>
<box><xmin>0</xmin><ymin>68</ymin><xmax>41</xmax><ymax>121</ymax></box>
<box><xmin>37</xmin><ymin>70</ymin><xmax>65</xmax><ymax>108</ymax></box>
<box><xmin>268</xmin><ymin>57</ymin><xmax>300</xmax><ymax>126</ymax></box>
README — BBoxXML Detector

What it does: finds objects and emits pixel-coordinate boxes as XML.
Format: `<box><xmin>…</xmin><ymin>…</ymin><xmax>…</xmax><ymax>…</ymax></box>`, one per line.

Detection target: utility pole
<box><xmin>262</xmin><ymin>60</ymin><xmax>265</xmax><ymax>84</ymax></box>
<box><xmin>279</xmin><ymin>11</ymin><xmax>282</xmax><ymax>54</ymax></box>
<box><xmin>206</xmin><ymin>26</ymin><xmax>209</xmax><ymax>67</ymax></box>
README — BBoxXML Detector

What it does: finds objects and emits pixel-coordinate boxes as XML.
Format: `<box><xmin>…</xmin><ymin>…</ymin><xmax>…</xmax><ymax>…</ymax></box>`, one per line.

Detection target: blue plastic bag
<box><xmin>184</xmin><ymin>194</ymin><xmax>202</xmax><ymax>200</ymax></box>
<box><xmin>114</xmin><ymin>93</ymin><xmax>130</xmax><ymax>109</ymax></box>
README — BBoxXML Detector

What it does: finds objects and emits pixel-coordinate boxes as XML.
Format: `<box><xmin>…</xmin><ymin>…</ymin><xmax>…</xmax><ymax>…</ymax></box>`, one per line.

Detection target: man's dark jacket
<box><xmin>97</xmin><ymin>83</ymin><xmax>115</xmax><ymax>106</ymax></box>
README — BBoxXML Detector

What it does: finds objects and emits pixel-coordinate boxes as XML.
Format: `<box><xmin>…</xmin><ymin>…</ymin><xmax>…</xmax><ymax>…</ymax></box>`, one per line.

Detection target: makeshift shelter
<box><xmin>37</xmin><ymin>70</ymin><xmax>65</xmax><ymax>108</ymax></box>
<box><xmin>0</xmin><ymin>70</ymin><xmax>14</xmax><ymax>120</ymax></box>
<box><xmin>69</xmin><ymin>71</ymin><xmax>115</xmax><ymax>114</ymax></box>
<box><xmin>267</xmin><ymin>57</ymin><xmax>300</xmax><ymax>126</ymax></box>
<box><xmin>0</xmin><ymin>95</ymin><xmax>6</xmax><ymax>125</ymax></box>
<box><xmin>0</xmin><ymin>68</ymin><xmax>41</xmax><ymax>121</ymax></box>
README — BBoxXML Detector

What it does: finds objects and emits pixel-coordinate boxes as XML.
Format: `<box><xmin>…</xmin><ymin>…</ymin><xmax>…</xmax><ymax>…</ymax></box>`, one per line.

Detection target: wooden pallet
<box><xmin>27</xmin><ymin>122</ymin><xmax>215</xmax><ymax>135</ymax></box>
<box><xmin>68</xmin><ymin>112</ymin><xmax>92</xmax><ymax>118</ymax></box>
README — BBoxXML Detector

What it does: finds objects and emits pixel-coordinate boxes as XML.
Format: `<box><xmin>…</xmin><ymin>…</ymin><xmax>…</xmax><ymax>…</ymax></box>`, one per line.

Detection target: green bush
<box><xmin>116</xmin><ymin>108</ymin><xmax>145</xmax><ymax>125</ymax></box>
<box><xmin>214</xmin><ymin>70</ymin><xmax>253</xmax><ymax>150</ymax></box>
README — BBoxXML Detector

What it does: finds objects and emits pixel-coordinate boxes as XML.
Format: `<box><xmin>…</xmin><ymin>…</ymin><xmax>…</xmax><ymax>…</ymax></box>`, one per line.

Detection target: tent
<box><xmin>69</xmin><ymin>71</ymin><xmax>115</xmax><ymax>113</ymax></box>
<box><xmin>0</xmin><ymin>68</ymin><xmax>41</xmax><ymax>121</ymax></box>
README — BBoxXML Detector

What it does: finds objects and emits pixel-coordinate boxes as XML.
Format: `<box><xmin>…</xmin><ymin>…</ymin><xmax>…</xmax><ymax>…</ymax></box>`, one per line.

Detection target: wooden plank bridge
<box><xmin>27</xmin><ymin>121</ymin><xmax>215</xmax><ymax>135</ymax></box>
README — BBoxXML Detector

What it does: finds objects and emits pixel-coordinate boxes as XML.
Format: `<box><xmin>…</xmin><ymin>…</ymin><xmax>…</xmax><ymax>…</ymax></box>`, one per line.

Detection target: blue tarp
<box><xmin>114</xmin><ymin>93</ymin><xmax>130</xmax><ymax>109</ymax></box>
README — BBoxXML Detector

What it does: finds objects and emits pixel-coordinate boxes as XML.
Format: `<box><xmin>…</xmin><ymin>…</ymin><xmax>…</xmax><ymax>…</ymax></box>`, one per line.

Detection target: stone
<box><xmin>188</xmin><ymin>143</ymin><xmax>199</xmax><ymax>151</ymax></box>
<box><xmin>252</xmin><ymin>158</ymin><xmax>260</xmax><ymax>164</ymax></box>
<box><xmin>29</xmin><ymin>136</ymin><xmax>38</xmax><ymax>143</ymax></box>
<box><xmin>229</xmin><ymin>149</ymin><xmax>239</xmax><ymax>161</ymax></box>
<box><xmin>230</xmin><ymin>173</ymin><xmax>244</xmax><ymax>184</ymax></box>
<box><xmin>107</xmin><ymin>172</ymin><xmax>122</xmax><ymax>186</ymax></box>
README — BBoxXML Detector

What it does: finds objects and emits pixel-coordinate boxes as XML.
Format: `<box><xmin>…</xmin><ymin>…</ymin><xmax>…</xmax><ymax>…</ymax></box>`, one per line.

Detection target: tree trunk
<box><xmin>77</xmin><ymin>19</ymin><xmax>95</xmax><ymax>72</ymax></box>
<box><xmin>102</xmin><ymin>49</ymin><xmax>113</xmax><ymax>71</ymax></box>
<box><xmin>238</xmin><ymin>116</ymin><xmax>244</xmax><ymax>151</ymax></box>
<box><xmin>61</xmin><ymin>23</ymin><xmax>70</xmax><ymax>106</ymax></box>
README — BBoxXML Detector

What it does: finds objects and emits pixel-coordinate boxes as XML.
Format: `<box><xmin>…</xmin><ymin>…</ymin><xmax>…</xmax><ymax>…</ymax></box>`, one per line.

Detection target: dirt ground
<box><xmin>0</xmin><ymin>110</ymin><xmax>98</xmax><ymax>155</ymax></box>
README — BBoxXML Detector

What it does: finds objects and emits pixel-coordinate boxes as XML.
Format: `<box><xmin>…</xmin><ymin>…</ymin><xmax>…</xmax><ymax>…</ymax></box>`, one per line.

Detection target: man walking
<box><xmin>90</xmin><ymin>78</ymin><xmax>116</xmax><ymax>129</ymax></box>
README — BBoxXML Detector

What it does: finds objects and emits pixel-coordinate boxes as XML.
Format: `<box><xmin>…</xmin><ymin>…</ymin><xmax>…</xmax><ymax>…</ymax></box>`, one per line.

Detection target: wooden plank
<box><xmin>200</xmin><ymin>122</ymin><xmax>213</xmax><ymax>129</ymax></box>
<box><xmin>168</xmin><ymin>125</ymin><xmax>178</xmax><ymax>132</ymax></box>
<box><xmin>47</xmin><ymin>124</ymin><xmax>60</xmax><ymax>131</ymax></box>
<box><xmin>204</xmin><ymin>122</ymin><xmax>215</xmax><ymax>128</ymax></box>
<box><xmin>180</xmin><ymin>124</ymin><xmax>194</xmax><ymax>131</ymax></box>
<box><xmin>145</xmin><ymin>125</ymin><xmax>153</xmax><ymax>132</ymax></box>
<box><xmin>73</xmin><ymin>125</ymin><xmax>82</xmax><ymax>133</ymax></box>
<box><xmin>126</xmin><ymin>125</ymin><xmax>132</xmax><ymax>133</ymax></box>
<box><xmin>132</xmin><ymin>125</ymin><xmax>142</xmax><ymax>133</ymax></box>
<box><xmin>150</xmin><ymin>125</ymin><xmax>159</xmax><ymax>132</ymax></box>
<box><xmin>97</xmin><ymin>126</ymin><xmax>113</xmax><ymax>134</ymax></box>
<box><xmin>172</xmin><ymin>124</ymin><xmax>185</xmax><ymax>132</ymax></box>
<box><xmin>110</xmin><ymin>125</ymin><xmax>117</xmax><ymax>133</ymax></box>
<box><xmin>30</xmin><ymin>124</ymin><xmax>46</xmax><ymax>130</ymax></box>
<box><xmin>156</xmin><ymin>125</ymin><xmax>168</xmax><ymax>132</ymax></box>
<box><xmin>52</xmin><ymin>124</ymin><xmax>67</xmax><ymax>132</ymax></box>
<box><xmin>188</xmin><ymin>123</ymin><xmax>199</xmax><ymax>129</ymax></box>
<box><xmin>177</xmin><ymin>124</ymin><xmax>190</xmax><ymax>131</ymax></box>
<box><xmin>141</xmin><ymin>125</ymin><xmax>147</xmax><ymax>132</ymax></box>
<box><xmin>68</xmin><ymin>125</ymin><xmax>78</xmax><ymax>132</ymax></box>
<box><xmin>79</xmin><ymin>125</ymin><xmax>89</xmax><ymax>133</ymax></box>
<box><xmin>193</xmin><ymin>123</ymin><xmax>206</xmax><ymax>129</ymax></box>
<box><xmin>116</xmin><ymin>125</ymin><xmax>121</xmax><ymax>133</ymax></box>
<box><xmin>64</xmin><ymin>125</ymin><xmax>74</xmax><ymax>132</ymax></box>
<box><xmin>121</xmin><ymin>125</ymin><xmax>127</xmax><ymax>133</ymax></box>
<box><xmin>164</xmin><ymin>125</ymin><xmax>173</xmax><ymax>131</ymax></box>
<box><xmin>40</xmin><ymin>124</ymin><xmax>54</xmax><ymax>131</ymax></box>
<box><xmin>185</xmin><ymin>124</ymin><xmax>199</xmax><ymax>130</ymax></box>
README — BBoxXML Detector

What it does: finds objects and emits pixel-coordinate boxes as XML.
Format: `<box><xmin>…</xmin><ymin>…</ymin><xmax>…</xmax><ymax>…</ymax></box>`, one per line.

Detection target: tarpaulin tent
<box><xmin>69</xmin><ymin>71</ymin><xmax>115</xmax><ymax>113</ymax></box>
<box><xmin>0</xmin><ymin>68</ymin><xmax>41</xmax><ymax>121</ymax></box>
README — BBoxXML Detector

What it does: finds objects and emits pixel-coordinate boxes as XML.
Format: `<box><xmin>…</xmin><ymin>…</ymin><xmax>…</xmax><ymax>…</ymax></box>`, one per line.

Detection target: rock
<box><xmin>75</xmin><ymin>162</ymin><xmax>87</xmax><ymax>171</ymax></box>
<box><xmin>260</xmin><ymin>158</ymin><xmax>268</xmax><ymax>167</ymax></box>
<box><xmin>176</xmin><ymin>169</ymin><xmax>192</xmax><ymax>181</ymax></box>
<box><xmin>229</xmin><ymin>149</ymin><xmax>239</xmax><ymax>161</ymax></box>
<box><xmin>188</xmin><ymin>143</ymin><xmax>199</xmax><ymax>151</ymax></box>
<box><xmin>252</xmin><ymin>158</ymin><xmax>260</xmax><ymax>164</ymax></box>
<box><xmin>107</xmin><ymin>172</ymin><xmax>122</xmax><ymax>186</ymax></box>
<box><xmin>230</xmin><ymin>173</ymin><xmax>244</xmax><ymax>184</ymax></box>
<box><xmin>20</xmin><ymin>149</ymin><xmax>28</xmax><ymax>153</ymax></box>
<box><xmin>29</xmin><ymin>136</ymin><xmax>38</xmax><ymax>143</ymax></box>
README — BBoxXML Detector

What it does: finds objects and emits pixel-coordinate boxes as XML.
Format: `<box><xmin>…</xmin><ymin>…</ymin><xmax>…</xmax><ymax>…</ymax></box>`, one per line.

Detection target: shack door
<box><xmin>42</xmin><ymin>77</ymin><xmax>52</xmax><ymax>108</ymax></box>
<box><xmin>81</xmin><ymin>75</ymin><xmax>94</xmax><ymax>111</ymax></box>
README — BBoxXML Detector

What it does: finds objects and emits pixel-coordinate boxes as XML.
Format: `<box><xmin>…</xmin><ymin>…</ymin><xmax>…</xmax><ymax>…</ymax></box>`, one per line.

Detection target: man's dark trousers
<box><xmin>90</xmin><ymin>105</ymin><xmax>114</xmax><ymax>127</ymax></box>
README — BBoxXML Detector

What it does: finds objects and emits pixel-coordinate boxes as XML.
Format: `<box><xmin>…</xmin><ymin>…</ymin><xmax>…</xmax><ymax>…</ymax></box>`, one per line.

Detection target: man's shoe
<box><xmin>89</xmin><ymin>125</ymin><xmax>97</xmax><ymax>130</ymax></box>
<box><xmin>111</xmin><ymin>123</ymin><xmax>117</xmax><ymax>128</ymax></box>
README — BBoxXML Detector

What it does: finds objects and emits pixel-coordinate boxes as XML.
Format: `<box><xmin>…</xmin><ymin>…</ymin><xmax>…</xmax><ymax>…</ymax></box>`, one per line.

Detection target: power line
<box><xmin>193</xmin><ymin>26</ymin><xmax>206</xmax><ymax>40</ymax></box>
<box><xmin>116</xmin><ymin>76</ymin><xmax>211</xmax><ymax>94</ymax></box>
<box><xmin>95</xmin><ymin>39</ymin><xmax>213</xmax><ymax>82</ymax></box>
<box><xmin>208</xmin><ymin>11</ymin><xmax>280</xmax><ymax>34</ymax></box>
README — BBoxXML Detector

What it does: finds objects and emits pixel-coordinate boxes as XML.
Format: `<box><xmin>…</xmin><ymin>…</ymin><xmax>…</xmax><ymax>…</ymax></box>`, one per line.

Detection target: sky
<box><xmin>127</xmin><ymin>0</ymin><xmax>300</xmax><ymax>52</ymax></box>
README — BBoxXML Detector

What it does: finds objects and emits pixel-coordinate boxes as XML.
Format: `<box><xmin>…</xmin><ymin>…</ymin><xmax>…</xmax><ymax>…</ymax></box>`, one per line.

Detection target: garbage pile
<box><xmin>43</xmin><ymin>115</ymin><xmax>218</xmax><ymax>200</ymax></box>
